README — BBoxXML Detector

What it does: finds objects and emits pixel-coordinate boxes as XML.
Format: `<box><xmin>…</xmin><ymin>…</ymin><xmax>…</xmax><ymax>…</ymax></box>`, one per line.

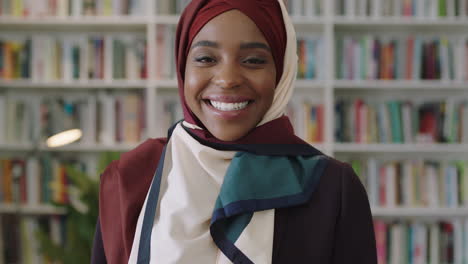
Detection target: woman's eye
<box><xmin>194</xmin><ymin>56</ymin><xmax>216</xmax><ymax>63</ymax></box>
<box><xmin>243</xmin><ymin>57</ymin><xmax>267</xmax><ymax>65</ymax></box>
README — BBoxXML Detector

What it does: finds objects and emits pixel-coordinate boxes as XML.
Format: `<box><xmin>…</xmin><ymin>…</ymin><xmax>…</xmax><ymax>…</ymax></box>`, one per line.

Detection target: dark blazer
<box><xmin>91</xmin><ymin>139</ymin><xmax>377</xmax><ymax>264</ymax></box>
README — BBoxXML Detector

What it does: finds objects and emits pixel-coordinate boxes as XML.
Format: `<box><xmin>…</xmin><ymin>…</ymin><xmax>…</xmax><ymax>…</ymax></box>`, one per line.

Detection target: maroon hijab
<box><xmin>175</xmin><ymin>0</ymin><xmax>306</xmax><ymax>144</ymax></box>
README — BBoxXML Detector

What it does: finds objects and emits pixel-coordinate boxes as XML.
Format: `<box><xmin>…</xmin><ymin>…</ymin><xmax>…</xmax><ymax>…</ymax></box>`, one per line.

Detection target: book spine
<box><xmin>402</xmin><ymin>160</ymin><xmax>412</xmax><ymax>206</ymax></box>
<box><xmin>346</xmin><ymin>0</ymin><xmax>356</xmax><ymax>17</ymax></box>
<box><xmin>62</xmin><ymin>37</ymin><xmax>71</xmax><ymax>82</ymax></box>
<box><xmin>394</xmin><ymin>0</ymin><xmax>402</xmax><ymax>16</ymax></box>
<box><xmin>402</xmin><ymin>102</ymin><xmax>413</xmax><ymax>143</ymax></box>
<box><xmin>464</xmin><ymin>219</ymin><xmax>468</xmax><ymax>263</ymax></box>
<box><xmin>305</xmin><ymin>0</ymin><xmax>316</xmax><ymax>16</ymax></box>
<box><xmin>461</xmin><ymin>0</ymin><xmax>467</xmax><ymax>17</ymax></box>
<box><xmin>72</xmin><ymin>0</ymin><xmax>82</xmax><ymax>16</ymax></box>
<box><xmin>429</xmin><ymin>223</ymin><xmax>440</xmax><ymax>264</ymax></box>
<box><xmin>426</xmin><ymin>163</ymin><xmax>439</xmax><ymax>207</ymax></box>
<box><xmin>98</xmin><ymin>92</ymin><xmax>116</xmax><ymax>145</ymax></box>
<box><xmin>80</xmin><ymin>96</ymin><xmax>96</xmax><ymax>144</ymax></box>
<box><xmin>26</xmin><ymin>158</ymin><xmax>39</xmax><ymax>205</ymax></box>
<box><xmin>0</xmin><ymin>216</ymin><xmax>4</xmax><ymax>264</ymax></box>
<box><xmin>0</xmin><ymin>96</ymin><xmax>5</xmax><ymax>144</ymax></box>
<box><xmin>104</xmin><ymin>35</ymin><xmax>112</xmax><ymax>82</ymax></box>
<box><xmin>375</xmin><ymin>220</ymin><xmax>387</xmax><ymax>264</ymax></box>
<box><xmin>103</xmin><ymin>0</ymin><xmax>112</xmax><ymax>15</ymax></box>
<box><xmin>291</xmin><ymin>0</ymin><xmax>303</xmax><ymax>17</ymax></box>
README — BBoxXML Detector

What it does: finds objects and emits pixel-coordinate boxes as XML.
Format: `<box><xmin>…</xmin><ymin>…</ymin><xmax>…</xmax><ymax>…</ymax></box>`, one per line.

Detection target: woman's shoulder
<box><xmin>318</xmin><ymin>155</ymin><xmax>366</xmax><ymax>195</ymax></box>
<box><xmin>322</xmin><ymin>156</ymin><xmax>354</xmax><ymax>173</ymax></box>
<box><xmin>101</xmin><ymin>137</ymin><xmax>168</xmax><ymax>181</ymax></box>
<box><xmin>98</xmin><ymin>137</ymin><xmax>168</xmax><ymax>263</ymax></box>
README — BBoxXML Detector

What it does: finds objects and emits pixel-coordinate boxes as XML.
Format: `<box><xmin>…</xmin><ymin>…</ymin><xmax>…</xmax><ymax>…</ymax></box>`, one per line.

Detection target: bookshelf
<box><xmin>0</xmin><ymin>204</ymin><xmax>66</xmax><ymax>215</ymax></box>
<box><xmin>372</xmin><ymin>207</ymin><xmax>468</xmax><ymax>218</ymax></box>
<box><xmin>334</xmin><ymin>143</ymin><xmax>468</xmax><ymax>153</ymax></box>
<box><xmin>1</xmin><ymin>0</ymin><xmax>468</xmax><ymax>262</ymax></box>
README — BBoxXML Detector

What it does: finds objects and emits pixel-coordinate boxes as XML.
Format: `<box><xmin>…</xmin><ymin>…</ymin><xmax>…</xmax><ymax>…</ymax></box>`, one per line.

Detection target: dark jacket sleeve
<box><xmin>331</xmin><ymin>164</ymin><xmax>377</xmax><ymax>264</ymax></box>
<box><xmin>91</xmin><ymin>216</ymin><xmax>107</xmax><ymax>264</ymax></box>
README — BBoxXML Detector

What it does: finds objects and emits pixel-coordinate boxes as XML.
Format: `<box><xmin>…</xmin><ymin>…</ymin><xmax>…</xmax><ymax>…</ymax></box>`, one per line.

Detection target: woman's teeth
<box><xmin>210</xmin><ymin>100</ymin><xmax>249</xmax><ymax>111</ymax></box>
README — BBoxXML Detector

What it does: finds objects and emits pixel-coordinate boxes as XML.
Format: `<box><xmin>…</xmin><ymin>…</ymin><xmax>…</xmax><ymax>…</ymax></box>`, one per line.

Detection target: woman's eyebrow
<box><xmin>240</xmin><ymin>42</ymin><xmax>271</xmax><ymax>52</ymax></box>
<box><xmin>191</xmin><ymin>40</ymin><xmax>271</xmax><ymax>52</ymax></box>
<box><xmin>191</xmin><ymin>40</ymin><xmax>218</xmax><ymax>49</ymax></box>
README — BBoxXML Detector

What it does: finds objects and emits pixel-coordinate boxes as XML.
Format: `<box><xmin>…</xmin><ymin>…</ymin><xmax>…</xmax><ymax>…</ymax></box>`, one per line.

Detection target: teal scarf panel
<box><xmin>210</xmin><ymin>153</ymin><xmax>329</xmax><ymax>263</ymax></box>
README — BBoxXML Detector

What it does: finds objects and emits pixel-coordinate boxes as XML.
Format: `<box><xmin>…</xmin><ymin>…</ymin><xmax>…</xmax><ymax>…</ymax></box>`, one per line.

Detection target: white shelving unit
<box><xmin>372</xmin><ymin>207</ymin><xmax>468</xmax><ymax>218</ymax></box>
<box><xmin>0</xmin><ymin>1</ymin><xmax>467</xmax><ymax>263</ymax></box>
<box><xmin>0</xmin><ymin>79</ymin><xmax>148</xmax><ymax>89</ymax></box>
<box><xmin>0</xmin><ymin>0</ymin><xmax>466</xmax><ymax>221</ymax></box>
<box><xmin>334</xmin><ymin>143</ymin><xmax>468</xmax><ymax>153</ymax></box>
<box><xmin>0</xmin><ymin>204</ymin><xmax>66</xmax><ymax>215</ymax></box>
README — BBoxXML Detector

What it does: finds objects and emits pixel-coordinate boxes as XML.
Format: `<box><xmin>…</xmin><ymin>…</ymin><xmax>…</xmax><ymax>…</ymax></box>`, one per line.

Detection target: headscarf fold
<box><xmin>175</xmin><ymin>0</ymin><xmax>298</xmax><ymax>142</ymax></box>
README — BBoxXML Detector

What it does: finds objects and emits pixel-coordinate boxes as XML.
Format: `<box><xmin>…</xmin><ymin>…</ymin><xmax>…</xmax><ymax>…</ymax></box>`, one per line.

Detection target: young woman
<box><xmin>91</xmin><ymin>0</ymin><xmax>377</xmax><ymax>263</ymax></box>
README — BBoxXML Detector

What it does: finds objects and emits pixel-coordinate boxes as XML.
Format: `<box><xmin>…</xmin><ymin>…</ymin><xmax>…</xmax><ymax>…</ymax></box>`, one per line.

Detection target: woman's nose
<box><xmin>212</xmin><ymin>62</ymin><xmax>243</xmax><ymax>89</ymax></box>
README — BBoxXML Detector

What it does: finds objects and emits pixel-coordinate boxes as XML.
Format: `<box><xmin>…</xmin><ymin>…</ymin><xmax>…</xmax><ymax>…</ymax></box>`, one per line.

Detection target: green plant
<box><xmin>36</xmin><ymin>152</ymin><xmax>120</xmax><ymax>263</ymax></box>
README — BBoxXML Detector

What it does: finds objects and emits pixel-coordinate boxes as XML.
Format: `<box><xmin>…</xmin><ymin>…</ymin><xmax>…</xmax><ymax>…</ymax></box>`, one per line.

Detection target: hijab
<box><xmin>176</xmin><ymin>0</ymin><xmax>300</xmax><ymax>143</ymax></box>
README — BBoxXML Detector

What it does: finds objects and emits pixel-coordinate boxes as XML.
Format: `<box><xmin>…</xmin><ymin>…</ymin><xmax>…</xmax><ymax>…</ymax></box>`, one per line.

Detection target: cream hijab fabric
<box><xmin>128</xmin><ymin>125</ymin><xmax>275</xmax><ymax>263</ymax></box>
<box><xmin>258</xmin><ymin>0</ymin><xmax>297</xmax><ymax>126</ymax></box>
<box><xmin>128</xmin><ymin>1</ymin><xmax>298</xmax><ymax>263</ymax></box>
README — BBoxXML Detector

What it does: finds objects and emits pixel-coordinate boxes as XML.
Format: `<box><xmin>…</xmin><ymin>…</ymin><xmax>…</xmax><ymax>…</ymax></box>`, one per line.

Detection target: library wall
<box><xmin>0</xmin><ymin>0</ymin><xmax>467</xmax><ymax>263</ymax></box>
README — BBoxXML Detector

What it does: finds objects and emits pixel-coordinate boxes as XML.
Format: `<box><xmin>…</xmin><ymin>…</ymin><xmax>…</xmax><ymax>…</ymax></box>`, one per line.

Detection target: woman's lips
<box><xmin>202</xmin><ymin>97</ymin><xmax>254</xmax><ymax>119</ymax></box>
<box><xmin>202</xmin><ymin>95</ymin><xmax>253</xmax><ymax>103</ymax></box>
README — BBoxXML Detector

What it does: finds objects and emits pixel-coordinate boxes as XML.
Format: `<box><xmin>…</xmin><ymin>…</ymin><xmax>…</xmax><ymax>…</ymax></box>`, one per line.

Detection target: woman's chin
<box><xmin>208</xmin><ymin>125</ymin><xmax>251</xmax><ymax>142</ymax></box>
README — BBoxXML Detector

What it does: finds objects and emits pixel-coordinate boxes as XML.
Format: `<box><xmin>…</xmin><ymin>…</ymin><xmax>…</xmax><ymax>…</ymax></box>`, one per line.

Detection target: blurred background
<box><xmin>0</xmin><ymin>0</ymin><xmax>467</xmax><ymax>263</ymax></box>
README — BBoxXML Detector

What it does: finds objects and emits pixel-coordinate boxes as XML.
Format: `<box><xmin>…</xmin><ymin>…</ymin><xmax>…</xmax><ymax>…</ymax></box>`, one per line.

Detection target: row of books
<box><xmin>0</xmin><ymin>92</ymin><xmax>146</xmax><ymax>145</ymax></box>
<box><xmin>154</xmin><ymin>94</ymin><xmax>183</xmax><ymax>137</ymax></box>
<box><xmin>0</xmin><ymin>215</ymin><xmax>64</xmax><ymax>264</ymax></box>
<box><xmin>0</xmin><ymin>34</ymin><xmax>147</xmax><ymax>81</ymax></box>
<box><xmin>374</xmin><ymin>220</ymin><xmax>468</xmax><ymax>264</ymax></box>
<box><xmin>152</xmin><ymin>94</ymin><xmax>326</xmax><ymax>143</ymax></box>
<box><xmin>0</xmin><ymin>0</ymin><xmax>144</xmax><ymax>17</ymax></box>
<box><xmin>1</xmin><ymin>94</ymin><xmax>36</xmax><ymax>144</ymax></box>
<box><xmin>335</xmin><ymin>0</ymin><xmax>468</xmax><ymax>18</ymax></box>
<box><xmin>347</xmin><ymin>158</ymin><xmax>468</xmax><ymax>208</ymax></box>
<box><xmin>155</xmin><ymin>25</ymin><xmax>176</xmax><ymax>80</ymax></box>
<box><xmin>335</xmin><ymin>98</ymin><xmax>468</xmax><ymax>144</ymax></box>
<box><xmin>287</xmin><ymin>0</ymin><xmax>323</xmax><ymax>17</ymax></box>
<box><xmin>286</xmin><ymin>101</ymin><xmax>324</xmax><ymax>143</ymax></box>
<box><xmin>155</xmin><ymin>0</ymin><xmax>189</xmax><ymax>15</ymax></box>
<box><xmin>0</xmin><ymin>157</ymin><xmax>74</xmax><ymax>205</ymax></box>
<box><xmin>152</xmin><ymin>95</ymin><xmax>326</xmax><ymax>143</ymax></box>
<box><xmin>336</xmin><ymin>35</ymin><xmax>468</xmax><ymax>81</ymax></box>
<box><xmin>297</xmin><ymin>36</ymin><xmax>325</xmax><ymax>80</ymax></box>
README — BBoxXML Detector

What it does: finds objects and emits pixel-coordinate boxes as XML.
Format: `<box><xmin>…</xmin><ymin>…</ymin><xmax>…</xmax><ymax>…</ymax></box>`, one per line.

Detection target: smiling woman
<box><xmin>91</xmin><ymin>1</ymin><xmax>377</xmax><ymax>264</ymax></box>
<box><xmin>184</xmin><ymin>10</ymin><xmax>276</xmax><ymax>141</ymax></box>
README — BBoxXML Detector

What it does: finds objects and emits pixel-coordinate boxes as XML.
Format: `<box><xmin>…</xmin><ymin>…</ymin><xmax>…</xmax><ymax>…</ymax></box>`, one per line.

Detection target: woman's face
<box><xmin>184</xmin><ymin>10</ymin><xmax>277</xmax><ymax>141</ymax></box>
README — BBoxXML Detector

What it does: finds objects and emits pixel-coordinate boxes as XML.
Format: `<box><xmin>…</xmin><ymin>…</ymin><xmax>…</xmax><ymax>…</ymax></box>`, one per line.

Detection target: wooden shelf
<box><xmin>0</xmin><ymin>143</ymin><xmax>139</xmax><ymax>152</ymax></box>
<box><xmin>334</xmin><ymin>143</ymin><xmax>468</xmax><ymax>153</ymax></box>
<box><xmin>154</xmin><ymin>15</ymin><xmax>180</xmax><ymax>24</ymax></box>
<box><xmin>295</xmin><ymin>79</ymin><xmax>326</xmax><ymax>90</ymax></box>
<box><xmin>334</xmin><ymin>16</ymin><xmax>468</xmax><ymax>28</ymax></box>
<box><xmin>0</xmin><ymin>204</ymin><xmax>66</xmax><ymax>215</ymax></box>
<box><xmin>372</xmin><ymin>207</ymin><xmax>468</xmax><ymax>218</ymax></box>
<box><xmin>153</xmin><ymin>15</ymin><xmax>328</xmax><ymax>26</ymax></box>
<box><xmin>0</xmin><ymin>16</ymin><xmax>148</xmax><ymax>30</ymax></box>
<box><xmin>0</xmin><ymin>79</ymin><xmax>148</xmax><ymax>89</ymax></box>
<box><xmin>39</xmin><ymin>143</ymin><xmax>139</xmax><ymax>152</ymax></box>
<box><xmin>291</xmin><ymin>16</ymin><xmax>326</xmax><ymax>25</ymax></box>
<box><xmin>334</xmin><ymin>80</ymin><xmax>468</xmax><ymax>90</ymax></box>
<box><xmin>0</xmin><ymin>143</ymin><xmax>34</xmax><ymax>152</ymax></box>
<box><xmin>154</xmin><ymin>79</ymin><xmax>178</xmax><ymax>88</ymax></box>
